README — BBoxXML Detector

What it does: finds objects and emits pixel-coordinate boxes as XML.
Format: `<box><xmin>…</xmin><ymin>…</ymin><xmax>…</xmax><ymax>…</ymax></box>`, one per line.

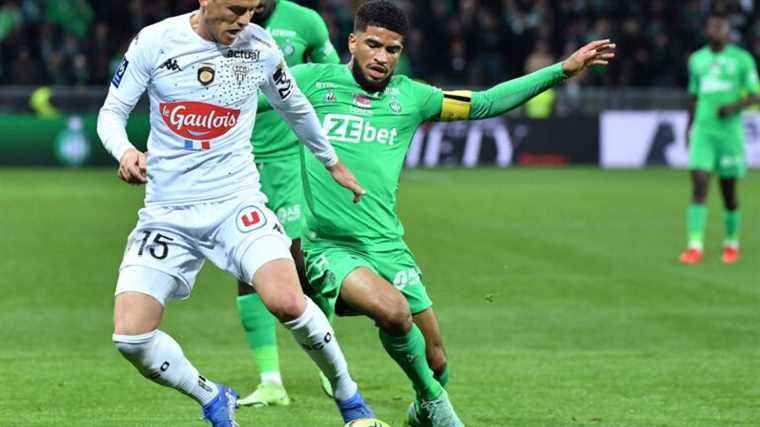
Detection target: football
<box><xmin>344</xmin><ymin>419</ymin><xmax>392</xmax><ymax>427</ymax></box>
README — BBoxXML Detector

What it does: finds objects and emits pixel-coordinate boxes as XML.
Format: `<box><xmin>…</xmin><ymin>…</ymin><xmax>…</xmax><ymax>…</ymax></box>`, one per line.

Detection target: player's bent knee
<box><xmin>112</xmin><ymin>330</ymin><xmax>159</xmax><ymax>378</ymax></box>
<box><xmin>268</xmin><ymin>290</ymin><xmax>307</xmax><ymax>323</ymax></box>
<box><xmin>375</xmin><ymin>298</ymin><xmax>413</xmax><ymax>335</ymax></box>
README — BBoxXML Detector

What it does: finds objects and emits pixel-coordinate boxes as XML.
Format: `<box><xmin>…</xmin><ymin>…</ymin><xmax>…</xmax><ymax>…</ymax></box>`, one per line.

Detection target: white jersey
<box><xmin>97</xmin><ymin>12</ymin><xmax>337</xmax><ymax>206</ymax></box>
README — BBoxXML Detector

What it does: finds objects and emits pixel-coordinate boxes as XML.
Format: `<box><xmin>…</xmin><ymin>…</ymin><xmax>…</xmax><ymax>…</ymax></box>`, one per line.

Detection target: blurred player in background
<box><xmin>97</xmin><ymin>0</ymin><xmax>385</xmax><ymax>425</ymax></box>
<box><xmin>234</xmin><ymin>0</ymin><xmax>340</xmax><ymax>408</ymax></box>
<box><xmin>258</xmin><ymin>1</ymin><xmax>615</xmax><ymax>425</ymax></box>
<box><xmin>680</xmin><ymin>12</ymin><xmax>760</xmax><ymax>265</ymax></box>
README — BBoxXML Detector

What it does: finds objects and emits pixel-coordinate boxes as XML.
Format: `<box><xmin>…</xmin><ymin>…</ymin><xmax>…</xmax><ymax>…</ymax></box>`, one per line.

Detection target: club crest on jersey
<box><xmin>234</xmin><ymin>64</ymin><xmax>249</xmax><ymax>86</ymax></box>
<box><xmin>198</xmin><ymin>65</ymin><xmax>215</xmax><ymax>86</ymax></box>
<box><xmin>282</xmin><ymin>41</ymin><xmax>295</xmax><ymax>57</ymax></box>
<box><xmin>389</xmin><ymin>99</ymin><xmax>402</xmax><ymax>114</ymax></box>
<box><xmin>160</xmin><ymin>101</ymin><xmax>240</xmax><ymax>141</ymax></box>
<box><xmin>353</xmin><ymin>94</ymin><xmax>372</xmax><ymax>109</ymax></box>
<box><xmin>237</xmin><ymin>206</ymin><xmax>268</xmax><ymax>232</ymax></box>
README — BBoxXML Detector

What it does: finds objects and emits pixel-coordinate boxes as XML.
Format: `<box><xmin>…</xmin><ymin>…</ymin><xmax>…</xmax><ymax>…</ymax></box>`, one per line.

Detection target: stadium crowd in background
<box><xmin>0</xmin><ymin>0</ymin><xmax>757</xmax><ymax>87</ymax></box>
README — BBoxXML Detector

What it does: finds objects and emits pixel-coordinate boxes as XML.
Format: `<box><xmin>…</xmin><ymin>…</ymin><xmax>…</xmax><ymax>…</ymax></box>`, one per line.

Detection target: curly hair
<box><xmin>354</xmin><ymin>0</ymin><xmax>409</xmax><ymax>36</ymax></box>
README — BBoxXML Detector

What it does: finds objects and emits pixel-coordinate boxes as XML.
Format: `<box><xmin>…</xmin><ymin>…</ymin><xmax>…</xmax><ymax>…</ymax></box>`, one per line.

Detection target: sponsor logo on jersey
<box><xmin>270</xmin><ymin>28</ymin><xmax>296</xmax><ymax>38</ymax></box>
<box><xmin>353</xmin><ymin>94</ymin><xmax>372</xmax><ymax>109</ymax></box>
<box><xmin>159</xmin><ymin>58</ymin><xmax>181</xmax><ymax>72</ymax></box>
<box><xmin>197</xmin><ymin>65</ymin><xmax>215</xmax><ymax>86</ymax></box>
<box><xmin>160</xmin><ymin>101</ymin><xmax>240</xmax><ymax>140</ymax></box>
<box><xmin>236</xmin><ymin>205</ymin><xmax>268</xmax><ymax>232</ymax></box>
<box><xmin>224</xmin><ymin>49</ymin><xmax>261</xmax><ymax>60</ymax></box>
<box><xmin>112</xmin><ymin>58</ymin><xmax>129</xmax><ymax>88</ymax></box>
<box><xmin>322</xmin><ymin>114</ymin><xmax>399</xmax><ymax>145</ymax></box>
<box><xmin>324</xmin><ymin>90</ymin><xmax>336</xmax><ymax>103</ymax></box>
<box><xmin>393</xmin><ymin>268</ymin><xmax>421</xmax><ymax>290</ymax></box>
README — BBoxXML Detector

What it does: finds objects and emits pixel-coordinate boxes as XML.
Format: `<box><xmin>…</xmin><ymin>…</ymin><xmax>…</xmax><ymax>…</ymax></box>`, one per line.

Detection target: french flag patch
<box><xmin>184</xmin><ymin>140</ymin><xmax>211</xmax><ymax>151</ymax></box>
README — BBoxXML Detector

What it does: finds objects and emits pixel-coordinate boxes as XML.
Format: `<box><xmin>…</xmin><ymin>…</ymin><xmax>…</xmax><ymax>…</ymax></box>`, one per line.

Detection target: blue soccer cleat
<box><xmin>202</xmin><ymin>385</ymin><xmax>239</xmax><ymax>427</ymax></box>
<box><xmin>336</xmin><ymin>390</ymin><xmax>375</xmax><ymax>423</ymax></box>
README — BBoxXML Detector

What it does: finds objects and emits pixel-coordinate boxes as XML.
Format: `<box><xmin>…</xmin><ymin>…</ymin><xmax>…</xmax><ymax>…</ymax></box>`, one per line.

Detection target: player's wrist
<box><xmin>324</xmin><ymin>156</ymin><xmax>339</xmax><ymax>169</ymax></box>
<box><xmin>117</xmin><ymin>145</ymin><xmax>139</xmax><ymax>164</ymax></box>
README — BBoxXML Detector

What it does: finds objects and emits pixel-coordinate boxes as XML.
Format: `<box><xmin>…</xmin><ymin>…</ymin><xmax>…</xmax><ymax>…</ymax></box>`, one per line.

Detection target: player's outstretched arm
<box><xmin>433</xmin><ymin>40</ymin><xmax>615</xmax><ymax>122</ymax></box>
<box><xmin>718</xmin><ymin>94</ymin><xmax>760</xmax><ymax>117</ymax></box>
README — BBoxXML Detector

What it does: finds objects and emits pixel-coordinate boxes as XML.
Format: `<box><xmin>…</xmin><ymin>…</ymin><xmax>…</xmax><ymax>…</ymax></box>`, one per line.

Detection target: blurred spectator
<box><xmin>0</xmin><ymin>2</ymin><xmax>22</xmax><ymax>41</ymax></box>
<box><xmin>0</xmin><ymin>0</ymin><xmax>757</xmax><ymax>88</ymax></box>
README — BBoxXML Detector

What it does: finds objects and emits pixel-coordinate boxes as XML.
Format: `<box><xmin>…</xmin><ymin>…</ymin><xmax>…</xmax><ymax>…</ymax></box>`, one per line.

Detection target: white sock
<box><xmin>283</xmin><ymin>298</ymin><xmax>358</xmax><ymax>401</ymax></box>
<box><xmin>688</xmin><ymin>240</ymin><xmax>704</xmax><ymax>251</ymax></box>
<box><xmin>261</xmin><ymin>371</ymin><xmax>283</xmax><ymax>386</ymax></box>
<box><xmin>113</xmin><ymin>330</ymin><xmax>219</xmax><ymax>406</ymax></box>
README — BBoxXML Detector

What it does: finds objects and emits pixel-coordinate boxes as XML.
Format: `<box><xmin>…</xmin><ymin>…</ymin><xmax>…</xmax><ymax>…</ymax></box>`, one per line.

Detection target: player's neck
<box><xmin>709</xmin><ymin>42</ymin><xmax>727</xmax><ymax>53</ymax></box>
<box><xmin>191</xmin><ymin>11</ymin><xmax>219</xmax><ymax>44</ymax></box>
<box><xmin>349</xmin><ymin>59</ymin><xmax>390</xmax><ymax>94</ymax></box>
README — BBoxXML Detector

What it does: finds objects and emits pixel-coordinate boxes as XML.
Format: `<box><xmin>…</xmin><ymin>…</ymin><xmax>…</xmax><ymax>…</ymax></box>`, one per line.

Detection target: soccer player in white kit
<box><xmin>96</xmin><ymin>1</ymin><xmax>382</xmax><ymax>426</ymax></box>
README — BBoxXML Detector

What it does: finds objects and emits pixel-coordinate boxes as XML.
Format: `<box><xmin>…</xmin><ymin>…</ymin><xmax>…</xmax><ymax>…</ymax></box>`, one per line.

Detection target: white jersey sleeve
<box><xmin>259</xmin><ymin>51</ymin><xmax>338</xmax><ymax>167</ymax></box>
<box><xmin>97</xmin><ymin>31</ymin><xmax>158</xmax><ymax>162</ymax></box>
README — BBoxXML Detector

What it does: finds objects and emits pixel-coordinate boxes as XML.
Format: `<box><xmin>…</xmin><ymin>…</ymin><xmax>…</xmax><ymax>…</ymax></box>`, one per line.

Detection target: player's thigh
<box><xmin>717</xmin><ymin>133</ymin><xmax>747</xmax><ymax>179</ymax></box>
<box><xmin>257</xmin><ymin>157</ymin><xmax>304</xmax><ymax>240</ymax></box>
<box><xmin>688</xmin><ymin>128</ymin><xmax>718</xmax><ymax>173</ymax></box>
<box><xmin>373</xmin><ymin>246</ymin><xmax>433</xmax><ymax>315</ymax></box>
<box><xmin>340</xmin><ymin>267</ymin><xmax>410</xmax><ymax>322</ymax></box>
<box><xmin>303</xmin><ymin>246</ymin><xmax>376</xmax><ymax>318</ymax></box>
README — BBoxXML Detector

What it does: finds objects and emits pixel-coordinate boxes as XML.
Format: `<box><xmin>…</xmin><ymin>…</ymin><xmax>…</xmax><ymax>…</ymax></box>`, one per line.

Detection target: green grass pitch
<box><xmin>2</xmin><ymin>167</ymin><xmax>760</xmax><ymax>426</ymax></box>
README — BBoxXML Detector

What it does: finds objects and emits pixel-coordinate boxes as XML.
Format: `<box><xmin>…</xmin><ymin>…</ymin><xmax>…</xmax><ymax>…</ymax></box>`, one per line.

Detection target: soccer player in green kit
<box><xmin>235</xmin><ymin>0</ymin><xmax>340</xmax><ymax>407</ymax></box>
<box><xmin>679</xmin><ymin>12</ymin><xmax>760</xmax><ymax>265</ymax></box>
<box><xmin>260</xmin><ymin>1</ymin><xmax>614</xmax><ymax>425</ymax></box>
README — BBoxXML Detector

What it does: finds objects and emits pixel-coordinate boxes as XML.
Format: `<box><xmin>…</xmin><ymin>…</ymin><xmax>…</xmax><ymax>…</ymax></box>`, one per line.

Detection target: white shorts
<box><xmin>115</xmin><ymin>195</ymin><xmax>292</xmax><ymax>303</ymax></box>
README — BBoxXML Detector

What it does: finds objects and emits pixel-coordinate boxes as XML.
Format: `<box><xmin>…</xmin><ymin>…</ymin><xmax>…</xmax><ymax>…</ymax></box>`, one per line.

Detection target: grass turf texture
<box><xmin>2</xmin><ymin>167</ymin><xmax>760</xmax><ymax>426</ymax></box>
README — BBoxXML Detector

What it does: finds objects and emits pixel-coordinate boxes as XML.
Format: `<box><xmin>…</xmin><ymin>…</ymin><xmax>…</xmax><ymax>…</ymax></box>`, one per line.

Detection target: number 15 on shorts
<box><xmin>135</xmin><ymin>231</ymin><xmax>174</xmax><ymax>260</ymax></box>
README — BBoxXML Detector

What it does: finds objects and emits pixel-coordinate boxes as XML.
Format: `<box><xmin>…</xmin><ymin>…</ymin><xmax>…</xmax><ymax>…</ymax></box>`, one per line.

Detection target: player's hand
<box><xmin>118</xmin><ymin>148</ymin><xmax>148</xmax><ymax>185</ymax></box>
<box><xmin>718</xmin><ymin>105</ymin><xmax>736</xmax><ymax>118</ymax></box>
<box><xmin>326</xmin><ymin>161</ymin><xmax>365</xmax><ymax>203</ymax></box>
<box><xmin>562</xmin><ymin>39</ymin><xmax>616</xmax><ymax>77</ymax></box>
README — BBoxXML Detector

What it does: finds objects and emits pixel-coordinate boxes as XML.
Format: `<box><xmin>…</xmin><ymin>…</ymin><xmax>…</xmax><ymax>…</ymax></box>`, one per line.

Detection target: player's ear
<box><xmin>348</xmin><ymin>33</ymin><xmax>357</xmax><ymax>55</ymax></box>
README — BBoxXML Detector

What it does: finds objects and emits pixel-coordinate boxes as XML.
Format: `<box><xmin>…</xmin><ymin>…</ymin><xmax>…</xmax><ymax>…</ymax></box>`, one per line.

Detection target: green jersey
<box><xmin>294</xmin><ymin>64</ymin><xmax>443</xmax><ymax>249</ymax></box>
<box><xmin>280</xmin><ymin>62</ymin><xmax>567</xmax><ymax>250</ymax></box>
<box><xmin>688</xmin><ymin>44</ymin><xmax>759</xmax><ymax>131</ymax></box>
<box><xmin>251</xmin><ymin>0</ymin><xmax>340</xmax><ymax>160</ymax></box>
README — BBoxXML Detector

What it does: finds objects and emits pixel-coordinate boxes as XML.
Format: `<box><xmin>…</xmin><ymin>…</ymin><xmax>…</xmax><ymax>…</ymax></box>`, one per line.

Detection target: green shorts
<box><xmin>256</xmin><ymin>156</ymin><xmax>303</xmax><ymax>239</ymax></box>
<box><xmin>688</xmin><ymin>127</ymin><xmax>746</xmax><ymax>178</ymax></box>
<box><xmin>303</xmin><ymin>242</ymin><xmax>433</xmax><ymax>318</ymax></box>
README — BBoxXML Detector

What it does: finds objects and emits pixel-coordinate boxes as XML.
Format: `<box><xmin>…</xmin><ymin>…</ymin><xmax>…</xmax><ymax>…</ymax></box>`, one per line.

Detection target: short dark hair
<box><xmin>354</xmin><ymin>0</ymin><xmax>409</xmax><ymax>36</ymax></box>
<box><xmin>709</xmin><ymin>11</ymin><xmax>728</xmax><ymax>20</ymax></box>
